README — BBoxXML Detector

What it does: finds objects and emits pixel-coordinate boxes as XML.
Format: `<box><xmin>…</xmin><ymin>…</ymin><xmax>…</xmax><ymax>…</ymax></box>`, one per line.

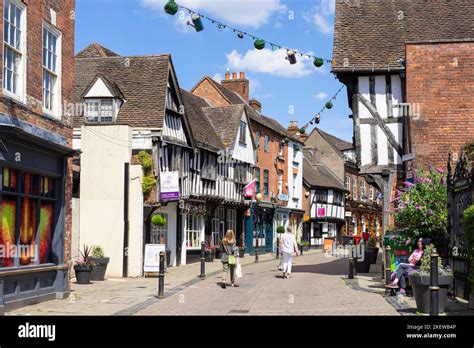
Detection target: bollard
<box><xmin>430</xmin><ymin>248</ymin><xmax>440</xmax><ymax>316</ymax></box>
<box><xmin>276</xmin><ymin>237</ymin><xmax>280</xmax><ymax>259</ymax></box>
<box><xmin>299</xmin><ymin>243</ymin><xmax>304</xmax><ymax>256</ymax></box>
<box><xmin>348</xmin><ymin>239</ymin><xmax>354</xmax><ymax>279</ymax></box>
<box><xmin>255</xmin><ymin>236</ymin><xmax>259</xmax><ymax>263</ymax></box>
<box><xmin>384</xmin><ymin>245</ymin><xmax>393</xmax><ymax>296</ymax></box>
<box><xmin>200</xmin><ymin>241</ymin><xmax>206</xmax><ymax>279</ymax></box>
<box><xmin>157</xmin><ymin>251</ymin><xmax>165</xmax><ymax>299</ymax></box>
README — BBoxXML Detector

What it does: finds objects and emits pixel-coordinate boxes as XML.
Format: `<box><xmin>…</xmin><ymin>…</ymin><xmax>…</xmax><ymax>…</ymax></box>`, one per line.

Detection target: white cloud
<box><xmin>313</xmin><ymin>92</ymin><xmax>328</xmax><ymax>100</ymax></box>
<box><xmin>142</xmin><ymin>0</ymin><xmax>286</xmax><ymax>28</ymax></box>
<box><xmin>304</xmin><ymin>0</ymin><xmax>335</xmax><ymax>35</ymax></box>
<box><xmin>212</xmin><ymin>73</ymin><xmax>224</xmax><ymax>82</ymax></box>
<box><xmin>225</xmin><ymin>48</ymin><xmax>325</xmax><ymax>78</ymax></box>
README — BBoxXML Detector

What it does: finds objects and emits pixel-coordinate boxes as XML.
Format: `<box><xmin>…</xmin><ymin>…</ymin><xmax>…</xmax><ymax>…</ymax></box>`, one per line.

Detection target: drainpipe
<box><xmin>123</xmin><ymin>162</ymin><xmax>130</xmax><ymax>278</ymax></box>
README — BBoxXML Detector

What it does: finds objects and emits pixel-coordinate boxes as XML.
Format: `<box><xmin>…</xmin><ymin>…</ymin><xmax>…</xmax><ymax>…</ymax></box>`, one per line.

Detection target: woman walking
<box><xmin>221</xmin><ymin>230</ymin><xmax>238</xmax><ymax>289</ymax></box>
<box><xmin>280</xmin><ymin>226</ymin><xmax>299</xmax><ymax>279</ymax></box>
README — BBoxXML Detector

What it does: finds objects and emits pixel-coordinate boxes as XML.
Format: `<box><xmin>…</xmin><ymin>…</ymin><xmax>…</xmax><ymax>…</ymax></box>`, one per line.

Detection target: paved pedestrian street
<box><xmin>136</xmin><ymin>251</ymin><xmax>397</xmax><ymax>316</ymax></box>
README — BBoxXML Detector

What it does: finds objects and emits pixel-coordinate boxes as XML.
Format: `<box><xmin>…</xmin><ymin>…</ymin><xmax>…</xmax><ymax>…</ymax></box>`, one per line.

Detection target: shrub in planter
<box><xmin>74</xmin><ymin>245</ymin><xmax>96</xmax><ymax>285</ymax></box>
<box><xmin>276</xmin><ymin>226</ymin><xmax>285</xmax><ymax>234</ymax></box>
<box><xmin>408</xmin><ymin>244</ymin><xmax>453</xmax><ymax>314</ymax></box>
<box><xmin>238</xmin><ymin>246</ymin><xmax>246</xmax><ymax>258</ymax></box>
<box><xmin>205</xmin><ymin>248</ymin><xmax>215</xmax><ymax>262</ymax></box>
<box><xmin>301</xmin><ymin>241</ymin><xmax>310</xmax><ymax>252</ymax></box>
<box><xmin>90</xmin><ymin>245</ymin><xmax>110</xmax><ymax>281</ymax></box>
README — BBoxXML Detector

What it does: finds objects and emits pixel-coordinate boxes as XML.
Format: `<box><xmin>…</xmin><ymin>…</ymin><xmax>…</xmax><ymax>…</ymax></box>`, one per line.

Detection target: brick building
<box><xmin>192</xmin><ymin>73</ymin><xmax>304</xmax><ymax>254</ymax></box>
<box><xmin>0</xmin><ymin>0</ymin><xmax>75</xmax><ymax>314</ymax></box>
<box><xmin>332</xmin><ymin>0</ymin><xmax>474</xmax><ymax>233</ymax></box>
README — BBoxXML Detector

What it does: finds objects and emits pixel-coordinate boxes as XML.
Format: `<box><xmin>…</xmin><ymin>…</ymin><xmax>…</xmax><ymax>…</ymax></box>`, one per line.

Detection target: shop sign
<box><xmin>144</xmin><ymin>244</ymin><xmax>166</xmax><ymax>273</ymax></box>
<box><xmin>160</xmin><ymin>171</ymin><xmax>180</xmax><ymax>200</ymax></box>
<box><xmin>317</xmin><ymin>207</ymin><xmax>326</xmax><ymax>218</ymax></box>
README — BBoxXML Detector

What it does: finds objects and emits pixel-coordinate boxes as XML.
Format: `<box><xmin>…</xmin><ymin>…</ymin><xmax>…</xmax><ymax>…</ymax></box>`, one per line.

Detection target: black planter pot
<box><xmin>369</xmin><ymin>247</ymin><xmax>379</xmax><ymax>264</ymax></box>
<box><xmin>409</xmin><ymin>274</ymin><xmax>453</xmax><ymax>314</ymax></box>
<box><xmin>354</xmin><ymin>250</ymin><xmax>374</xmax><ymax>273</ymax></box>
<box><xmin>239</xmin><ymin>248</ymin><xmax>245</xmax><ymax>258</ymax></box>
<box><xmin>90</xmin><ymin>257</ymin><xmax>110</xmax><ymax>281</ymax></box>
<box><xmin>74</xmin><ymin>265</ymin><xmax>93</xmax><ymax>284</ymax></box>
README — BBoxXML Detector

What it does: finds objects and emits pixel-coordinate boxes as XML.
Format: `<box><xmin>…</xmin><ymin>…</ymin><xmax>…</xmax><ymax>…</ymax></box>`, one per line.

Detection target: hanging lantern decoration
<box><xmin>191</xmin><ymin>13</ymin><xmax>204</xmax><ymax>32</ymax></box>
<box><xmin>164</xmin><ymin>0</ymin><xmax>179</xmax><ymax>15</ymax></box>
<box><xmin>237</xmin><ymin>32</ymin><xmax>244</xmax><ymax>39</ymax></box>
<box><xmin>298</xmin><ymin>127</ymin><xmax>306</xmax><ymax>135</ymax></box>
<box><xmin>287</xmin><ymin>50</ymin><xmax>297</xmax><ymax>65</ymax></box>
<box><xmin>315</xmin><ymin>114</ymin><xmax>321</xmax><ymax>124</ymax></box>
<box><xmin>282</xmin><ymin>137</ymin><xmax>290</xmax><ymax>144</ymax></box>
<box><xmin>256</xmin><ymin>193</ymin><xmax>263</xmax><ymax>201</ymax></box>
<box><xmin>294</xmin><ymin>145</ymin><xmax>301</xmax><ymax>152</ymax></box>
<box><xmin>254</xmin><ymin>39</ymin><xmax>266</xmax><ymax>50</ymax></box>
<box><xmin>313</xmin><ymin>57</ymin><xmax>324</xmax><ymax>68</ymax></box>
<box><xmin>151</xmin><ymin>214</ymin><xmax>167</xmax><ymax>227</ymax></box>
<box><xmin>325</xmin><ymin>101</ymin><xmax>333</xmax><ymax>109</ymax></box>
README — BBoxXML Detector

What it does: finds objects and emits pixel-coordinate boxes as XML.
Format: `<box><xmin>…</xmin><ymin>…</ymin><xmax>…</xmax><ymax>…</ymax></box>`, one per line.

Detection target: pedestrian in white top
<box><xmin>280</xmin><ymin>226</ymin><xmax>299</xmax><ymax>279</ymax></box>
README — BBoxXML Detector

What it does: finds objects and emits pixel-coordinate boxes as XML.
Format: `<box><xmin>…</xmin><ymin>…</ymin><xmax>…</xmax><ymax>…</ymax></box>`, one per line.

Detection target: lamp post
<box><xmin>157</xmin><ymin>252</ymin><xmax>165</xmax><ymax>299</ymax></box>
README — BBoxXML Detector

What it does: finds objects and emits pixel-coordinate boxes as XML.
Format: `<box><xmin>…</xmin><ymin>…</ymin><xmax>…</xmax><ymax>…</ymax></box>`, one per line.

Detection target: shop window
<box><xmin>0</xmin><ymin>166</ymin><xmax>57</xmax><ymax>268</ymax></box>
<box><xmin>315</xmin><ymin>190</ymin><xmax>327</xmax><ymax>203</ymax></box>
<box><xmin>186</xmin><ymin>215</ymin><xmax>203</xmax><ymax>249</ymax></box>
<box><xmin>226</xmin><ymin>209</ymin><xmax>236</xmax><ymax>233</ymax></box>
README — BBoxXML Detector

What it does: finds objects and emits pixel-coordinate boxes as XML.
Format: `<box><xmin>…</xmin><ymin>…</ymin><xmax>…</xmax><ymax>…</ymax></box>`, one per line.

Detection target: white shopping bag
<box><xmin>236</xmin><ymin>263</ymin><xmax>242</xmax><ymax>279</ymax></box>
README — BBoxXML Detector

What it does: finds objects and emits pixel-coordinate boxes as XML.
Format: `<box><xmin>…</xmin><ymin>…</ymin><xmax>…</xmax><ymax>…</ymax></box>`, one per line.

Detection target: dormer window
<box><xmin>85</xmin><ymin>98</ymin><xmax>115</xmax><ymax>124</ymax></box>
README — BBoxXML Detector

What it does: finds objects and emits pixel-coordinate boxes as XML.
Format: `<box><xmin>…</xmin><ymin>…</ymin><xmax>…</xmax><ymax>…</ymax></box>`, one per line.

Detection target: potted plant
<box><xmin>214</xmin><ymin>239</ymin><xmax>223</xmax><ymax>259</ymax></box>
<box><xmin>368</xmin><ymin>237</ymin><xmax>379</xmax><ymax>264</ymax></box>
<box><xmin>238</xmin><ymin>245</ymin><xmax>246</xmax><ymax>258</ymax></box>
<box><xmin>74</xmin><ymin>245</ymin><xmax>96</xmax><ymax>284</ymax></box>
<box><xmin>301</xmin><ymin>240</ymin><xmax>310</xmax><ymax>252</ymax></box>
<box><xmin>408</xmin><ymin>243</ymin><xmax>453</xmax><ymax>314</ymax></box>
<box><xmin>90</xmin><ymin>245</ymin><xmax>110</xmax><ymax>281</ymax></box>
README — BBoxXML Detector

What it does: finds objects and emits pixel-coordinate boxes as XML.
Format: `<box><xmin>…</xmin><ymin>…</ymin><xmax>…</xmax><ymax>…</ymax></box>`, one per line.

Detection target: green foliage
<box><xmin>463</xmin><ymin>139</ymin><xmax>474</xmax><ymax>163</ymax></box>
<box><xmin>462</xmin><ymin>204</ymin><xmax>474</xmax><ymax>292</ymax></box>
<box><xmin>91</xmin><ymin>245</ymin><xmax>105</xmax><ymax>258</ymax></box>
<box><xmin>368</xmin><ymin>237</ymin><xmax>377</xmax><ymax>248</ymax></box>
<box><xmin>393</xmin><ymin>168</ymin><xmax>448</xmax><ymax>240</ymax></box>
<box><xmin>151</xmin><ymin>214</ymin><xmax>167</xmax><ymax>226</ymax></box>
<box><xmin>138</xmin><ymin>151</ymin><xmax>153</xmax><ymax>174</ymax></box>
<box><xmin>417</xmin><ymin>244</ymin><xmax>445</xmax><ymax>274</ymax></box>
<box><xmin>76</xmin><ymin>245</ymin><xmax>96</xmax><ymax>266</ymax></box>
<box><xmin>142</xmin><ymin>175</ymin><xmax>156</xmax><ymax>195</ymax></box>
<box><xmin>301</xmin><ymin>241</ymin><xmax>310</xmax><ymax>247</ymax></box>
<box><xmin>276</xmin><ymin>226</ymin><xmax>285</xmax><ymax>234</ymax></box>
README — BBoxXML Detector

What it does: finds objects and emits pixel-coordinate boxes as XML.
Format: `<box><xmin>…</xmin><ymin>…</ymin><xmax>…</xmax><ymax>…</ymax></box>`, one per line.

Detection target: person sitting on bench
<box><xmin>386</xmin><ymin>237</ymin><xmax>424</xmax><ymax>295</ymax></box>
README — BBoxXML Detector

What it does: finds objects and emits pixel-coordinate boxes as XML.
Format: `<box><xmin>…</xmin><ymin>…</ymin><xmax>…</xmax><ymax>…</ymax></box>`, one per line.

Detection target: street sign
<box><xmin>402</xmin><ymin>153</ymin><xmax>415</xmax><ymax>162</ymax></box>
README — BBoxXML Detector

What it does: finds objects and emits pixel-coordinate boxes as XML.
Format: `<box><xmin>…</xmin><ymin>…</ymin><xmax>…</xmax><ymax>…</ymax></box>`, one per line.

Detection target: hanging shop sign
<box><xmin>160</xmin><ymin>171</ymin><xmax>180</xmax><ymax>200</ymax></box>
<box><xmin>317</xmin><ymin>207</ymin><xmax>326</xmax><ymax>218</ymax></box>
<box><xmin>243</xmin><ymin>179</ymin><xmax>256</xmax><ymax>198</ymax></box>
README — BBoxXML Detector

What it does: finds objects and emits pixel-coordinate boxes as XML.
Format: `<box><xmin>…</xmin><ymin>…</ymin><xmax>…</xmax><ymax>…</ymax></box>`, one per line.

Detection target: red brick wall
<box><xmin>406</xmin><ymin>42</ymin><xmax>474</xmax><ymax>170</ymax></box>
<box><xmin>192</xmin><ymin>79</ymin><xmax>229</xmax><ymax>107</ymax></box>
<box><xmin>0</xmin><ymin>0</ymin><xmax>75</xmax><ymax>278</ymax></box>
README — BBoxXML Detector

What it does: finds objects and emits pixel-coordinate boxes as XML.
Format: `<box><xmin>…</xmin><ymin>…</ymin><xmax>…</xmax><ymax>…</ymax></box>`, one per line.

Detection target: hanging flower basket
<box><xmin>152</xmin><ymin>214</ymin><xmax>167</xmax><ymax>226</ymax></box>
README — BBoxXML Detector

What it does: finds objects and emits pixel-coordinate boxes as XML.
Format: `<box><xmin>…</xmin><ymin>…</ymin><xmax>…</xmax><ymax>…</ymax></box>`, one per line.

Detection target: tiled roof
<box><xmin>333</xmin><ymin>0</ymin><xmax>474</xmax><ymax>73</ymax></box>
<box><xmin>202</xmin><ymin>105</ymin><xmax>246</xmax><ymax>148</ymax></box>
<box><xmin>202</xmin><ymin>77</ymin><xmax>302</xmax><ymax>143</ymax></box>
<box><xmin>180</xmin><ymin>89</ymin><xmax>223</xmax><ymax>152</ymax></box>
<box><xmin>303</xmin><ymin>157</ymin><xmax>347</xmax><ymax>192</ymax></box>
<box><xmin>316</xmin><ymin>128</ymin><xmax>353</xmax><ymax>152</ymax></box>
<box><xmin>74</xmin><ymin>54</ymin><xmax>170</xmax><ymax>128</ymax></box>
<box><xmin>75</xmin><ymin>43</ymin><xmax>120</xmax><ymax>59</ymax></box>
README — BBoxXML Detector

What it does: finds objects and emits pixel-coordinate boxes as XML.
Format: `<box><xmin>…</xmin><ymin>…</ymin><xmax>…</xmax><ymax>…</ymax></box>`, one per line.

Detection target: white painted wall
<box><xmin>84</xmin><ymin>77</ymin><xmax>114</xmax><ymax>98</ymax></box>
<box><xmin>128</xmin><ymin>164</ymin><xmax>144</xmax><ymax>277</ymax></box>
<box><xmin>287</xmin><ymin>141</ymin><xmax>303</xmax><ymax>210</ymax></box>
<box><xmin>71</xmin><ymin>198</ymin><xmax>80</xmax><ymax>265</ymax></box>
<box><xmin>79</xmin><ymin>125</ymin><xmax>134</xmax><ymax>278</ymax></box>
<box><xmin>231</xmin><ymin>111</ymin><xmax>255</xmax><ymax>165</ymax></box>
<box><xmin>73</xmin><ymin>128</ymin><xmax>157</xmax><ymax>151</ymax></box>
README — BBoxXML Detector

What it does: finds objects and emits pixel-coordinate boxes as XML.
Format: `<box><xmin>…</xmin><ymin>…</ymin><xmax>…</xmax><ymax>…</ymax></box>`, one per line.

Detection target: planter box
<box><xmin>74</xmin><ymin>265</ymin><xmax>93</xmax><ymax>284</ymax></box>
<box><xmin>355</xmin><ymin>250</ymin><xmax>374</xmax><ymax>273</ymax></box>
<box><xmin>409</xmin><ymin>274</ymin><xmax>453</xmax><ymax>314</ymax></box>
<box><xmin>369</xmin><ymin>247</ymin><xmax>379</xmax><ymax>264</ymax></box>
<box><xmin>90</xmin><ymin>257</ymin><xmax>110</xmax><ymax>281</ymax></box>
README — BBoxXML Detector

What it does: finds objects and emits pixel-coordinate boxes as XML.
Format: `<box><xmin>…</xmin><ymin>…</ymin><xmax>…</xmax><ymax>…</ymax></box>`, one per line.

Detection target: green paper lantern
<box><xmin>313</xmin><ymin>57</ymin><xmax>324</xmax><ymax>68</ymax></box>
<box><xmin>152</xmin><ymin>214</ymin><xmax>167</xmax><ymax>227</ymax></box>
<box><xmin>164</xmin><ymin>0</ymin><xmax>179</xmax><ymax>15</ymax></box>
<box><xmin>299</xmin><ymin>127</ymin><xmax>306</xmax><ymax>135</ymax></box>
<box><xmin>325</xmin><ymin>101</ymin><xmax>333</xmax><ymax>109</ymax></box>
<box><xmin>294</xmin><ymin>145</ymin><xmax>300</xmax><ymax>152</ymax></box>
<box><xmin>254</xmin><ymin>39</ymin><xmax>266</xmax><ymax>50</ymax></box>
<box><xmin>283</xmin><ymin>137</ymin><xmax>290</xmax><ymax>144</ymax></box>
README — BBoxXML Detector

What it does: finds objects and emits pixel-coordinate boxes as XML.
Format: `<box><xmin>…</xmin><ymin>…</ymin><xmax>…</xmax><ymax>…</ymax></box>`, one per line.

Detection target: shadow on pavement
<box><xmin>291</xmin><ymin>258</ymin><xmax>348</xmax><ymax>276</ymax></box>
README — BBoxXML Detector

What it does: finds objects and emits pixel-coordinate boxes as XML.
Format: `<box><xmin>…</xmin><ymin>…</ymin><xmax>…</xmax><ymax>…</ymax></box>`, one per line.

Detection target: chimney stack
<box><xmin>225</xmin><ymin>71</ymin><xmax>230</xmax><ymax>80</ymax></box>
<box><xmin>221</xmin><ymin>71</ymin><xmax>250</xmax><ymax>102</ymax></box>
<box><xmin>249</xmin><ymin>98</ymin><xmax>262</xmax><ymax>113</ymax></box>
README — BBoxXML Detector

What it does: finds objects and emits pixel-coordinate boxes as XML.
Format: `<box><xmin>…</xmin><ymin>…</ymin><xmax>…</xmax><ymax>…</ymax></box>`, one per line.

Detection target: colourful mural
<box><xmin>1</xmin><ymin>197</ymin><xmax>16</xmax><ymax>267</ymax></box>
<box><xmin>40</xmin><ymin>202</ymin><xmax>54</xmax><ymax>264</ymax></box>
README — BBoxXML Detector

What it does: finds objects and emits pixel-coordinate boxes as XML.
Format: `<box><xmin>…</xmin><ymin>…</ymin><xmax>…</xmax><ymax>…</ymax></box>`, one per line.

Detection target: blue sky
<box><xmin>75</xmin><ymin>0</ymin><xmax>353</xmax><ymax>141</ymax></box>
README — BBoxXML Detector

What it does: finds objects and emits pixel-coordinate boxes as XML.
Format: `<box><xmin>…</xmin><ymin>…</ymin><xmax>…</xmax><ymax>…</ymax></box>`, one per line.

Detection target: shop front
<box><xmin>0</xmin><ymin>123</ymin><xmax>73</xmax><ymax>314</ymax></box>
<box><xmin>245</xmin><ymin>201</ymin><xmax>275</xmax><ymax>255</ymax></box>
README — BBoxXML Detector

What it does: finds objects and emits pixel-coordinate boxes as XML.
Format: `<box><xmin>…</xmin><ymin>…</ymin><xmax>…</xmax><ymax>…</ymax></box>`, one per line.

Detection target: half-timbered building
<box><xmin>333</xmin><ymin>0</ymin><xmax>474</xmax><ymax>233</ymax></box>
